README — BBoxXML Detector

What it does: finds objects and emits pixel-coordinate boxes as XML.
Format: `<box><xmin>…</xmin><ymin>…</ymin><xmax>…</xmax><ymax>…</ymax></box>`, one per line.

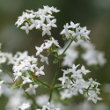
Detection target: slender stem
<box><xmin>62</xmin><ymin>39</ymin><xmax>73</xmax><ymax>55</ymax></box>
<box><xmin>28</xmin><ymin>72</ymin><xmax>49</xmax><ymax>88</ymax></box>
<box><xmin>35</xmin><ymin>78</ymin><xmax>49</xmax><ymax>88</ymax></box>
<box><xmin>48</xmin><ymin>39</ymin><xmax>74</xmax><ymax>102</ymax></box>
<box><xmin>48</xmin><ymin>87</ymin><xmax>54</xmax><ymax>102</ymax></box>
<box><xmin>49</xmin><ymin>60</ymin><xmax>60</xmax><ymax>102</ymax></box>
<box><xmin>24</xmin><ymin>90</ymin><xmax>39</xmax><ymax>109</ymax></box>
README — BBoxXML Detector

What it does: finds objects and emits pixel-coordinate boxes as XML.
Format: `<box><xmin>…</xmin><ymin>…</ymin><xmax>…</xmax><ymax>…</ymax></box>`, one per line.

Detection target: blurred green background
<box><xmin>0</xmin><ymin>0</ymin><xmax>110</xmax><ymax>109</ymax></box>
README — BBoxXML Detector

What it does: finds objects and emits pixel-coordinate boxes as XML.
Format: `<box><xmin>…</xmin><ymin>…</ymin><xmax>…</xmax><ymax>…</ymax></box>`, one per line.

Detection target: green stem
<box><xmin>24</xmin><ymin>90</ymin><xmax>39</xmax><ymax>109</ymax></box>
<box><xmin>48</xmin><ymin>40</ymin><xmax>74</xmax><ymax>102</ymax></box>
<box><xmin>62</xmin><ymin>39</ymin><xmax>73</xmax><ymax>55</ymax></box>
<box><xmin>28</xmin><ymin>72</ymin><xmax>49</xmax><ymax>88</ymax></box>
<box><xmin>35</xmin><ymin>78</ymin><xmax>49</xmax><ymax>88</ymax></box>
<box><xmin>49</xmin><ymin>60</ymin><xmax>60</xmax><ymax>102</ymax></box>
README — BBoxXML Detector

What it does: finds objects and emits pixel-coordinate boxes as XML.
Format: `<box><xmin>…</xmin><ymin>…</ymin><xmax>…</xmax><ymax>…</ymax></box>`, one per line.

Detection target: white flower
<box><xmin>60</xmin><ymin>21</ymin><xmax>90</xmax><ymax>41</ymax></box>
<box><xmin>35</xmin><ymin>44</ymin><xmax>45</xmax><ymax>56</ymax></box>
<box><xmin>30</xmin><ymin>19</ymin><xmax>43</xmax><ymax>29</ymax></box>
<box><xmin>69</xmin><ymin>21</ymin><xmax>79</xmax><ymax>28</ymax></box>
<box><xmin>25</xmin><ymin>84</ymin><xmax>38</xmax><ymax>95</ymax></box>
<box><xmin>59</xmin><ymin>64</ymin><xmax>101</xmax><ymax>103</ymax></box>
<box><xmin>97</xmin><ymin>52</ymin><xmax>106</xmax><ymax>66</ymax></box>
<box><xmin>60</xmin><ymin>88</ymin><xmax>77</xmax><ymax>99</ymax></box>
<box><xmin>15</xmin><ymin>10</ymin><xmax>36</xmax><ymax>27</ymax></box>
<box><xmin>35</xmin><ymin>66</ymin><xmax>45</xmax><ymax>76</ymax></box>
<box><xmin>82</xmin><ymin>42</ymin><xmax>106</xmax><ymax>66</ymax></box>
<box><xmin>20</xmin><ymin>23</ymin><xmax>32</xmax><ymax>34</ymax></box>
<box><xmin>60</xmin><ymin>23</ymin><xmax>70</xmax><ymax>39</ymax></box>
<box><xmin>51</xmin><ymin>37</ymin><xmax>60</xmax><ymax>47</ymax></box>
<box><xmin>10</xmin><ymin>51</ymin><xmax>28</xmax><ymax>65</ymax></box>
<box><xmin>0</xmin><ymin>80</ymin><xmax>4</xmax><ymax>96</ymax></box>
<box><xmin>42</xmin><ymin>24</ymin><xmax>51</xmax><ymax>36</ymax></box>
<box><xmin>15</xmin><ymin>6</ymin><xmax>60</xmax><ymax>36</ymax></box>
<box><xmin>76</xmin><ymin>26</ymin><xmax>90</xmax><ymax>40</ymax></box>
<box><xmin>43</xmin><ymin>6</ymin><xmax>60</xmax><ymax>13</ymax></box>
<box><xmin>37</xmin><ymin>102</ymin><xmax>61</xmax><ymax>110</ymax></box>
<box><xmin>0</xmin><ymin>44</ymin><xmax>14</xmax><ymax>72</ymax></box>
<box><xmin>48</xmin><ymin>19</ymin><xmax>57</xmax><ymax>27</ymax></box>
<box><xmin>59</xmin><ymin>40</ymin><xmax>106</xmax><ymax>67</ymax></box>
<box><xmin>39</xmin><ymin>55</ymin><xmax>49</xmax><ymax>64</ymax></box>
<box><xmin>21</xmin><ymin>76</ymin><xmax>32</xmax><ymax>84</ymax></box>
<box><xmin>59</xmin><ymin>71</ymin><xmax>68</xmax><ymax>86</ymax></box>
<box><xmin>0</xmin><ymin>69</ymin><xmax>2</xmax><ymax>73</ymax></box>
<box><xmin>13</xmin><ymin>72</ymin><xmax>22</xmax><ymax>80</ymax></box>
<box><xmin>44</xmin><ymin>37</ymin><xmax>60</xmax><ymax>49</ymax></box>
<box><xmin>0</xmin><ymin>51</ymin><xmax>13</xmax><ymax>65</ymax></box>
<box><xmin>18</xmin><ymin>102</ymin><xmax>31</xmax><ymax>110</ymax></box>
<box><xmin>12</xmin><ymin>52</ymin><xmax>45</xmax><ymax>85</ymax></box>
<box><xmin>80</xmin><ymin>65</ymin><xmax>90</xmax><ymax>75</ymax></box>
<box><xmin>87</xmin><ymin>90</ymin><xmax>102</xmax><ymax>103</ymax></box>
<box><xmin>5</xmin><ymin>90</ymin><xmax>30</xmax><ymax>110</ymax></box>
<box><xmin>35</xmin><ymin>37</ymin><xmax>60</xmax><ymax>56</ymax></box>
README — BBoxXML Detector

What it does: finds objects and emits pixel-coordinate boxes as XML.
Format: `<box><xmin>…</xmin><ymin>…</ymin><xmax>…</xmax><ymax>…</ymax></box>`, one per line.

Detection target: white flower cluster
<box><xmin>12</xmin><ymin>51</ymin><xmax>44</xmax><ymax>85</ymax></box>
<box><xmin>70</xmin><ymin>102</ymin><xmax>109</xmax><ymax>110</ymax></box>
<box><xmin>0</xmin><ymin>46</ymin><xmax>13</xmax><ymax>65</ymax></box>
<box><xmin>0</xmin><ymin>78</ymin><xmax>31</xmax><ymax>110</ymax></box>
<box><xmin>35</xmin><ymin>37</ymin><xmax>60</xmax><ymax>59</ymax></box>
<box><xmin>81</xmin><ymin>41</ymin><xmax>106</xmax><ymax>66</ymax></box>
<box><xmin>59</xmin><ymin>40</ymin><xmax>106</xmax><ymax>66</ymax></box>
<box><xmin>0</xmin><ymin>52</ymin><xmax>13</xmax><ymax>64</ymax></box>
<box><xmin>18</xmin><ymin>102</ymin><xmax>31</xmax><ymax>110</ymax></box>
<box><xmin>60</xmin><ymin>21</ymin><xmax>90</xmax><ymax>41</ymax></box>
<box><xmin>0</xmin><ymin>43</ymin><xmax>13</xmax><ymax>72</ymax></box>
<box><xmin>36</xmin><ymin>94</ymin><xmax>64</xmax><ymax>109</ymax></box>
<box><xmin>37</xmin><ymin>103</ymin><xmax>61</xmax><ymax>110</ymax></box>
<box><xmin>0</xmin><ymin>5</ymin><xmax>106</xmax><ymax>110</ymax></box>
<box><xmin>59</xmin><ymin>64</ymin><xmax>101</xmax><ymax>103</ymax></box>
<box><xmin>15</xmin><ymin>6</ymin><xmax>60</xmax><ymax>36</ymax></box>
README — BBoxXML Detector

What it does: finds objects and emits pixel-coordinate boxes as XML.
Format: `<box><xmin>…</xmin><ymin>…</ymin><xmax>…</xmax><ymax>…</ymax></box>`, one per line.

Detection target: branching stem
<box><xmin>48</xmin><ymin>39</ymin><xmax>74</xmax><ymax>102</ymax></box>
